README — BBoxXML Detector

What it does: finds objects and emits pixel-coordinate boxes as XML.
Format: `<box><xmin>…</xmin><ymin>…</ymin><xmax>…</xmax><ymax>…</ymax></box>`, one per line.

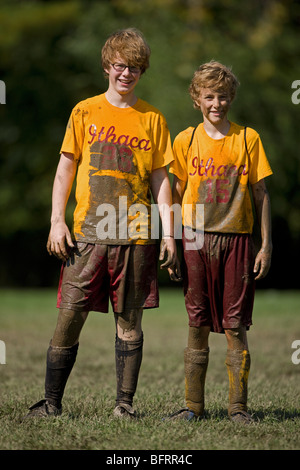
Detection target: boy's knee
<box><xmin>115</xmin><ymin>308</ymin><xmax>143</xmax><ymax>341</ymax></box>
<box><xmin>225</xmin><ymin>327</ymin><xmax>248</xmax><ymax>350</ymax></box>
<box><xmin>52</xmin><ymin>308</ymin><xmax>88</xmax><ymax>347</ymax></box>
<box><xmin>188</xmin><ymin>326</ymin><xmax>210</xmax><ymax>350</ymax></box>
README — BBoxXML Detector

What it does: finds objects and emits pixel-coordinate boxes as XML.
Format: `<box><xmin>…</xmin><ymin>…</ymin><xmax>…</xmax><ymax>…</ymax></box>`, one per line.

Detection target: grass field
<box><xmin>0</xmin><ymin>288</ymin><xmax>299</xmax><ymax>451</ymax></box>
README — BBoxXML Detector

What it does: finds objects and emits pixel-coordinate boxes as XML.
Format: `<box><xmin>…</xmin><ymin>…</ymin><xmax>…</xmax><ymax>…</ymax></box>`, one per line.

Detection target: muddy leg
<box><xmin>114</xmin><ymin>309</ymin><xmax>143</xmax><ymax>417</ymax></box>
<box><xmin>45</xmin><ymin>309</ymin><xmax>88</xmax><ymax>407</ymax></box>
<box><xmin>225</xmin><ymin>328</ymin><xmax>252</xmax><ymax>422</ymax></box>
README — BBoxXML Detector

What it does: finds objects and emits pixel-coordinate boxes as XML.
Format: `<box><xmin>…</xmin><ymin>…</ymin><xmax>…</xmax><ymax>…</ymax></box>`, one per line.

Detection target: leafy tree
<box><xmin>0</xmin><ymin>0</ymin><xmax>299</xmax><ymax>287</ymax></box>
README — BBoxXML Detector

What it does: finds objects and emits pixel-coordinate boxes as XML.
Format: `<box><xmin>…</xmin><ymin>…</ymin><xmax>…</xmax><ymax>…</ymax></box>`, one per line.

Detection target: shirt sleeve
<box><xmin>60</xmin><ymin>104</ymin><xmax>85</xmax><ymax>162</ymax></box>
<box><xmin>247</xmin><ymin>130</ymin><xmax>273</xmax><ymax>185</ymax></box>
<box><xmin>151</xmin><ymin>114</ymin><xmax>174</xmax><ymax>170</ymax></box>
<box><xmin>169</xmin><ymin>127</ymin><xmax>195</xmax><ymax>182</ymax></box>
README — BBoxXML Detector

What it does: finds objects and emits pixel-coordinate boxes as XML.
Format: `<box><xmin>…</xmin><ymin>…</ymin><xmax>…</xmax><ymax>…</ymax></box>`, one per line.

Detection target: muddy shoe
<box><xmin>22</xmin><ymin>399</ymin><xmax>62</xmax><ymax>420</ymax></box>
<box><xmin>113</xmin><ymin>403</ymin><xmax>136</xmax><ymax>419</ymax></box>
<box><xmin>163</xmin><ymin>407</ymin><xmax>201</xmax><ymax>422</ymax></box>
<box><xmin>229</xmin><ymin>410</ymin><xmax>254</xmax><ymax>424</ymax></box>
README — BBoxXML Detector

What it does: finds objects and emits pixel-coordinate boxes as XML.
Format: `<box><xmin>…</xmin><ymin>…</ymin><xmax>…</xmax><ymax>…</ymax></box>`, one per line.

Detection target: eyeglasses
<box><xmin>111</xmin><ymin>63</ymin><xmax>141</xmax><ymax>74</ymax></box>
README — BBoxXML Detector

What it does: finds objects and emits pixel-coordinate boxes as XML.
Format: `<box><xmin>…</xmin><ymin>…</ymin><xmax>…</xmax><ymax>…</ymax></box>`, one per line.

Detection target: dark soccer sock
<box><xmin>115</xmin><ymin>334</ymin><xmax>143</xmax><ymax>407</ymax></box>
<box><xmin>45</xmin><ymin>342</ymin><xmax>79</xmax><ymax>408</ymax></box>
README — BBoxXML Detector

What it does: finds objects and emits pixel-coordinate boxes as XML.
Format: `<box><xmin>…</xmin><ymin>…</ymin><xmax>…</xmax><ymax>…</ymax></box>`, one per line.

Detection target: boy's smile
<box><xmin>115</xmin><ymin>67</ymin><xmax>138</xmax><ymax>91</ymax></box>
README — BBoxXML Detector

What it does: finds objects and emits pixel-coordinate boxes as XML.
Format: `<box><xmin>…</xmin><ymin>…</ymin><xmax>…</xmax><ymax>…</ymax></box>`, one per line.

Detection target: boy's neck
<box><xmin>105</xmin><ymin>89</ymin><xmax>138</xmax><ymax>108</ymax></box>
<box><xmin>203</xmin><ymin>118</ymin><xmax>231</xmax><ymax>139</ymax></box>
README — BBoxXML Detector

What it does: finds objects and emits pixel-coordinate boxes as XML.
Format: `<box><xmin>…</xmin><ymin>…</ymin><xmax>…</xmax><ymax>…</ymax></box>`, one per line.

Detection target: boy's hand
<box><xmin>253</xmin><ymin>246</ymin><xmax>272</xmax><ymax>280</ymax></box>
<box><xmin>47</xmin><ymin>221</ymin><xmax>74</xmax><ymax>262</ymax></box>
<box><xmin>167</xmin><ymin>261</ymin><xmax>183</xmax><ymax>282</ymax></box>
<box><xmin>159</xmin><ymin>238</ymin><xmax>182</xmax><ymax>282</ymax></box>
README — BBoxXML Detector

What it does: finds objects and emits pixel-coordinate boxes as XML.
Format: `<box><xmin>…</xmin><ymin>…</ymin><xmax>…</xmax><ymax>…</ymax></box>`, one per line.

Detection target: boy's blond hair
<box><xmin>101</xmin><ymin>28</ymin><xmax>151</xmax><ymax>77</ymax></box>
<box><xmin>189</xmin><ymin>61</ymin><xmax>240</xmax><ymax>109</ymax></box>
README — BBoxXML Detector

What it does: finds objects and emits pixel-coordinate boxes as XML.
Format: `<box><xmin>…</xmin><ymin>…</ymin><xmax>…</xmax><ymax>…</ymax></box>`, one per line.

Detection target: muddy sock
<box><xmin>184</xmin><ymin>347</ymin><xmax>209</xmax><ymax>417</ymax></box>
<box><xmin>225</xmin><ymin>349</ymin><xmax>251</xmax><ymax>416</ymax></box>
<box><xmin>115</xmin><ymin>334</ymin><xmax>143</xmax><ymax>407</ymax></box>
<box><xmin>45</xmin><ymin>342</ymin><xmax>79</xmax><ymax>408</ymax></box>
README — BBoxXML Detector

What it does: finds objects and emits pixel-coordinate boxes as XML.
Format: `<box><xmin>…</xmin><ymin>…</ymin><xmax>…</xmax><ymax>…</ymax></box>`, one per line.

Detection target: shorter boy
<box><xmin>168</xmin><ymin>61</ymin><xmax>273</xmax><ymax>423</ymax></box>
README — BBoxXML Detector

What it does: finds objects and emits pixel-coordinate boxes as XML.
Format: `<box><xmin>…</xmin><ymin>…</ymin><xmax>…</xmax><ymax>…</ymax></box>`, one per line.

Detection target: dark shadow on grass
<box><xmin>204</xmin><ymin>408</ymin><xmax>228</xmax><ymax>421</ymax></box>
<box><xmin>198</xmin><ymin>407</ymin><xmax>300</xmax><ymax>423</ymax></box>
<box><xmin>52</xmin><ymin>408</ymin><xmax>300</xmax><ymax>423</ymax></box>
<box><xmin>253</xmin><ymin>408</ymin><xmax>300</xmax><ymax>422</ymax></box>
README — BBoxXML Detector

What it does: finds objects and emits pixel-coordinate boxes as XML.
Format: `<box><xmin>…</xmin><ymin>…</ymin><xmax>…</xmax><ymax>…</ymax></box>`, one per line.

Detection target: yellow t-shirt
<box><xmin>169</xmin><ymin>122</ymin><xmax>272</xmax><ymax>234</ymax></box>
<box><xmin>61</xmin><ymin>93</ymin><xmax>174</xmax><ymax>244</ymax></box>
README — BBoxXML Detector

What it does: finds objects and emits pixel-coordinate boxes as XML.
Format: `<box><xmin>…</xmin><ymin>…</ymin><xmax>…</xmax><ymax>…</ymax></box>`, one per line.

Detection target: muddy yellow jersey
<box><xmin>60</xmin><ymin>94</ymin><xmax>174</xmax><ymax>244</ymax></box>
<box><xmin>169</xmin><ymin>122</ymin><xmax>272</xmax><ymax>234</ymax></box>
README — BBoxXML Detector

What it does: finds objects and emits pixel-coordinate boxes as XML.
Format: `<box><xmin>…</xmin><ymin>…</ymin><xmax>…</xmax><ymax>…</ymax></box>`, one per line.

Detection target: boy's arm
<box><xmin>150</xmin><ymin>167</ymin><xmax>181</xmax><ymax>280</ymax></box>
<box><xmin>46</xmin><ymin>152</ymin><xmax>77</xmax><ymax>261</ymax></box>
<box><xmin>172</xmin><ymin>174</ymin><xmax>186</xmax><ymax>206</ymax></box>
<box><xmin>251</xmin><ymin>178</ymin><xmax>272</xmax><ymax>280</ymax></box>
<box><xmin>166</xmin><ymin>175</ymin><xmax>187</xmax><ymax>281</ymax></box>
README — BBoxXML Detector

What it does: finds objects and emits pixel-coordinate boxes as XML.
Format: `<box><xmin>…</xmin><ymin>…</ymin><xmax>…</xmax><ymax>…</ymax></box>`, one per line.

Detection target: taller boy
<box><xmin>169</xmin><ymin>61</ymin><xmax>273</xmax><ymax>423</ymax></box>
<box><xmin>25</xmin><ymin>29</ymin><xmax>176</xmax><ymax>419</ymax></box>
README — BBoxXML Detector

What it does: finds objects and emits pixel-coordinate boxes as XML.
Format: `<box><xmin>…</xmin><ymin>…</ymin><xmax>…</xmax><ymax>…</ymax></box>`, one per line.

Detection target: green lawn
<box><xmin>0</xmin><ymin>288</ymin><xmax>299</xmax><ymax>450</ymax></box>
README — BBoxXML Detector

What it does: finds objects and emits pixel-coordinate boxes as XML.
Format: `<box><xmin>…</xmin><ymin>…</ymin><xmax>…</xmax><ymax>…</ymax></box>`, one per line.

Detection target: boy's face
<box><xmin>196</xmin><ymin>88</ymin><xmax>232</xmax><ymax>126</ymax></box>
<box><xmin>105</xmin><ymin>53</ymin><xmax>141</xmax><ymax>97</ymax></box>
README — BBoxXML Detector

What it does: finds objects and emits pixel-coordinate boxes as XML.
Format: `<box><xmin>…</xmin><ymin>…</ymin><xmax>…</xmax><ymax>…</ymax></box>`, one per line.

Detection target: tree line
<box><xmin>0</xmin><ymin>0</ymin><xmax>299</xmax><ymax>288</ymax></box>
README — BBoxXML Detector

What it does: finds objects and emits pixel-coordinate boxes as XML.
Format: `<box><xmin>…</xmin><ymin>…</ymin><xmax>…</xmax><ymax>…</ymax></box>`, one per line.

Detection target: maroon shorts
<box><xmin>183</xmin><ymin>232</ymin><xmax>255</xmax><ymax>333</ymax></box>
<box><xmin>57</xmin><ymin>242</ymin><xmax>159</xmax><ymax>313</ymax></box>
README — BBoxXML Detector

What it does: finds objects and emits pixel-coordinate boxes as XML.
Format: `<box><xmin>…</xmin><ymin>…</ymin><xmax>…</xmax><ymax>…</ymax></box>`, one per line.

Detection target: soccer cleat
<box><xmin>113</xmin><ymin>403</ymin><xmax>136</xmax><ymax>419</ymax></box>
<box><xmin>22</xmin><ymin>399</ymin><xmax>62</xmax><ymax>420</ymax></box>
<box><xmin>163</xmin><ymin>407</ymin><xmax>202</xmax><ymax>422</ymax></box>
<box><xmin>229</xmin><ymin>410</ymin><xmax>254</xmax><ymax>424</ymax></box>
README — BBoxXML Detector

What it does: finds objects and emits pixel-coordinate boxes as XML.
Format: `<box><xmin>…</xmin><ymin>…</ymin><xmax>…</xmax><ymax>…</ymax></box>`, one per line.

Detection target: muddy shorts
<box><xmin>183</xmin><ymin>232</ymin><xmax>255</xmax><ymax>333</ymax></box>
<box><xmin>57</xmin><ymin>242</ymin><xmax>159</xmax><ymax>313</ymax></box>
